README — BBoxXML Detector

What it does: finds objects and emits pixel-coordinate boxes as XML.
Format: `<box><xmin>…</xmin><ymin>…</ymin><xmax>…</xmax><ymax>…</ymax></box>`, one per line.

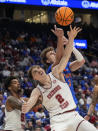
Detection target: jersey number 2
<box><xmin>55</xmin><ymin>94</ymin><xmax>64</xmax><ymax>104</ymax></box>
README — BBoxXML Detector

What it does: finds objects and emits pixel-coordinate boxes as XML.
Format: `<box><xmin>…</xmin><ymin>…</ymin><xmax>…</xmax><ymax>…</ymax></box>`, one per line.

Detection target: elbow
<box><xmin>79</xmin><ymin>59</ymin><xmax>85</xmax><ymax>66</ymax></box>
<box><xmin>82</xmin><ymin>59</ymin><xmax>85</xmax><ymax>64</ymax></box>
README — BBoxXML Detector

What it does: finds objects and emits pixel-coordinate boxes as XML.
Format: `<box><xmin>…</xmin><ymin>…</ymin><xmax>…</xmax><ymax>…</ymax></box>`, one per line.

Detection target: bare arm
<box><xmin>52</xmin><ymin>26</ymin><xmax>82</xmax><ymax>74</ymax></box>
<box><xmin>84</xmin><ymin>85</ymin><xmax>98</xmax><ymax>120</ymax></box>
<box><xmin>21</xmin><ymin>97</ymin><xmax>29</xmax><ymax>102</ymax></box>
<box><xmin>69</xmin><ymin>59</ymin><xmax>85</xmax><ymax>72</ymax></box>
<box><xmin>53</xmin><ymin>37</ymin><xmax>73</xmax><ymax>74</ymax></box>
<box><xmin>6</xmin><ymin>96</ymin><xmax>22</xmax><ymax>111</ymax></box>
<box><xmin>22</xmin><ymin>88</ymin><xmax>41</xmax><ymax>114</ymax></box>
<box><xmin>51</xmin><ymin>25</ymin><xmax>64</xmax><ymax>67</ymax></box>
<box><xmin>69</xmin><ymin>47</ymin><xmax>85</xmax><ymax>71</ymax></box>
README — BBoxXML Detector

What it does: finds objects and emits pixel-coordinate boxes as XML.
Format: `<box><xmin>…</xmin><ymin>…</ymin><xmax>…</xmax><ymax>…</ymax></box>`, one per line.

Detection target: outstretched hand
<box><xmin>51</xmin><ymin>25</ymin><xmax>64</xmax><ymax>38</ymax></box>
<box><xmin>67</xmin><ymin>25</ymin><xmax>82</xmax><ymax>39</ymax></box>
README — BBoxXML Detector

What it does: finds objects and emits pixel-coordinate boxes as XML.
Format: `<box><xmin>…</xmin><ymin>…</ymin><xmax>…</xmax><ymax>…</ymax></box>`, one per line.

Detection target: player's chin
<box><xmin>17</xmin><ymin>88</ymin><xmax>22</xmax><ymax>93</ymax></box>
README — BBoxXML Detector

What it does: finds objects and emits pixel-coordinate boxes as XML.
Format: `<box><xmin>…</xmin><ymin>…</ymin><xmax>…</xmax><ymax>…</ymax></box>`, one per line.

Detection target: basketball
<box><xmin>55</xmin><ymin>7</ymin><xmax>74</xmax><ymax>26</ymax></box>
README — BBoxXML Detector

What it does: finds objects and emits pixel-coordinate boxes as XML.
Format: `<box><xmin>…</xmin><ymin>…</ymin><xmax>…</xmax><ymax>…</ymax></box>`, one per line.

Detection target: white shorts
<box><xmin>50</xmin><ymin>111</ymin><xmax>97</xmax><ymax>131</ymax></box>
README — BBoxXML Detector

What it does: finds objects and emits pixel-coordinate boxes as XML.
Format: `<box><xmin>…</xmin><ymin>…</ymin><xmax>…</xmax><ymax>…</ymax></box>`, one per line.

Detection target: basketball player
<box><xmin>4</xmin><ymin>76</ymin><xmax>26</xmax><ymax>131</ymax></box>
<box><xmin>22</xmin><ymin>26</ymin><xmax>97</xmax><ymax>131</ymax></box>
<box><xmin>84</xmin><ymin>75</ymin><xmax>98</xmax><ymax>121</ymax></box>
<box><xmin>40</xmin><ymin>25</ymin><xmax>85</xmax><ymax>110</ymax></box>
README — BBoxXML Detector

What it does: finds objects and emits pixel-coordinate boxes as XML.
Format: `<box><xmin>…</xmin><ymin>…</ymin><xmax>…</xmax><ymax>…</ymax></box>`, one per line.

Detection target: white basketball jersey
<box><xmin>4</xmin><ymin>99</ymin><xmax>24</xmax><ymax>131</ymax></box>
<box><xmin>37</xmin><ymin>72</ymin><xmax>76</xmax><ymax>118</ymax></box>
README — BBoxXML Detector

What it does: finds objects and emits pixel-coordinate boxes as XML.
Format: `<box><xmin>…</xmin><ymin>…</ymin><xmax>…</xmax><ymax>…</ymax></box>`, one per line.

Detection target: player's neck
<box><xmin>11</xmin><ymin>92</ymin><xmax>21</xmax><ymax>99</ymax></box>
<box><xmin>42</xmin><ymin>75</ymin><xmax>51</xmax><ymax>87</ymax></box>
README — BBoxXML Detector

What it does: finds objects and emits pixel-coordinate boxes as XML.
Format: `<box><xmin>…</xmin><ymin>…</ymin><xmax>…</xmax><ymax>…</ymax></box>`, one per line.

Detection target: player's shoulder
<box><xmin>7</xmin><ymin>96</ymin><xmax>15</xmax><ymax>101</ymax></box>
<box><xmin>6</xmin><ymin>96</ymin><xmax>18</xmax><ymax>104</ymax></box>
<box><xmin>6</xmin><ymin>96</ymin><xmax>15</xmax><ymax>108</ymax></box>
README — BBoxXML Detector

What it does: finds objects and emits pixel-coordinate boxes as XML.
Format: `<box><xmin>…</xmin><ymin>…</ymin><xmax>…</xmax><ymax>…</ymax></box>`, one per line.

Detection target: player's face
<box><xmin>9</xmin><ymin>79</ymin><xmax>21</xmax><ymax>93</ymax></box>
<box><xmin>46</xmin><ymin>50</ymin><xmax>56</xmax><ymax>64</ymax></box>
<box><xmin>32</xmin><ymin>66</ymin><xmax>46</xmax><ymax>82</ymax></box>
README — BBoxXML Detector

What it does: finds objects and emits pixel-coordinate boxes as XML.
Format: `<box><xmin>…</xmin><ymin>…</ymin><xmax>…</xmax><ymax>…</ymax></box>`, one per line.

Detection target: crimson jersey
<box><xmin>37</xmin><ymin>72</ymin><xmax>76</xmax><ymax>118</ymax></box>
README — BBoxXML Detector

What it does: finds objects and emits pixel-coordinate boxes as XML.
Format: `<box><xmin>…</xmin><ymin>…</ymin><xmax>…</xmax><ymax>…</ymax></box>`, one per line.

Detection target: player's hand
<box><xmin>84</xmin><ymin>115</ymin><xmax>90</xmax><ymax>121</ymax></box>
<box><xmin>22</xmin><ymin>103</ymin><xmax>28</xmax><ymax>114</ymax></box>
<box><xmin>67</xmin><ymin>25</ymin><xmax>82</xmax><ymax>39</ymax></box>
<box><xmin>51</xmin><ymin>25</ymin><xmax>64</xmax><ymax>38</ymax></box>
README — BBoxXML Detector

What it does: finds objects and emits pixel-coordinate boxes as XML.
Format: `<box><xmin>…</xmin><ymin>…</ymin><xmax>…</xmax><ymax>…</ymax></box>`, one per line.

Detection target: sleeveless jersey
<box><xmin>37</xmin><ymin>73</ymin><xmax>76</xmax><ymax>118</ymax></box>
<box><xmin>4</xmin><ymin>108</ymin><xmax>24</xmax><ymax>131</ymax></box>
<box><xmin>47</xmin><ymin>62</ymin><xmax>78</xmax><ymax>105</ymax></box>
<box><xmin>4</xmin><ymin>98</ymin><xmax>25</xmax><ymax>131</ymax></box>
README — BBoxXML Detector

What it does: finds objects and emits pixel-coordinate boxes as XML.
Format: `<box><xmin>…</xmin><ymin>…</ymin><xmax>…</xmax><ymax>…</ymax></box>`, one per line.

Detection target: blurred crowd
<box><xmin>0</xmin><ymin>20</ymin><xmax>98</xmax><ymax>130</ymax></box>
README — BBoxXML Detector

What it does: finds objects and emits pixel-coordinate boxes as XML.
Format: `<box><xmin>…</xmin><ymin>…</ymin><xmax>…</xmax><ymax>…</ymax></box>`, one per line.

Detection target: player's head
<box><xmin>28</xmin><ymin>65</ymin><xmax>46</xmax><ymax>83</ymax></box>
<box><xmin>40</xmin><ymin>46</ymin><xmax>56</xmax><ymax>66</ymax></box>
<box><xmin>4</xmin><ymin>76</ymin><xmax>21</xmax><ymax>94</ymax></box>
<box><xmin>93</xmin><ymin>75</ymin><xmax>98</xmax><ymax>85</ymax></box>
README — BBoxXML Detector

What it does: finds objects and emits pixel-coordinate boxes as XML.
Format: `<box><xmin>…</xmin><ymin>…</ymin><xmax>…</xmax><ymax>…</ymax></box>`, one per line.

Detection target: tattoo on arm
<box><xmin>7</xmin><ymin>96</ymin><xmax>22</xmax><ymax>110</ymax></box>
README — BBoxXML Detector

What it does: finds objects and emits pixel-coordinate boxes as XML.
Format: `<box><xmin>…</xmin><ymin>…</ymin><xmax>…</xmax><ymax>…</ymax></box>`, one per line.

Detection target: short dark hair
<box><xmin>40</xmin><ymin>46</ymin><xmax>54</xmax><ymax>66</ymax></box>
<box><xmin>4</xmin><ymin>76</ymin><xmax>18</xmax><ymax>92</ymax></box>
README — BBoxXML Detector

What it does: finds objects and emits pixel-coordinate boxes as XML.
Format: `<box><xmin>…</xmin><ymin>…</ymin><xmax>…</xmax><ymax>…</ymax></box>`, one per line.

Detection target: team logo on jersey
<box><xmin>41</xmin><ymin>0</ymin><xmax>50</xmax><ymax>5</ymax></box>
<box><xmin>53</xmin><ymin>80</ymin><xmax>56</xmax><ymax>84</ymax></box>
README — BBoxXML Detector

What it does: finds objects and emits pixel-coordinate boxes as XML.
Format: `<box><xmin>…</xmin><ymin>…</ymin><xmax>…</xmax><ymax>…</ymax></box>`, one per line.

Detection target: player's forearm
<box><xmin>64</xmin><ymin>37</ymin><xmax>74</xmax><ymax>54</ymax></box>
<box><xmin>25</xmin><ymin>98</ymin><xmax>37</xmax><ymax>113</ymax></box>
<box><xmin>87</xmin><ymin>104</ymin><xmax>95</xmax><ymax>116</ymax></box>
<box><xmin>58</xmin><ymin>37</ymin><xmax>73</xmax><ymax>71</ymax></box>
<box><xmin>57</xmin><ymin>37</ymin><xmax>64</xmax><ymax>57</ymax></box>
<box><xmin>55</xmin><ymin>37</ymin><xmax>64</xmax><ymax>63</ymax></box>
<box><xmin>73</xmin><ymin>47</ymin><xmax>85</xmax><ymax>62</ymax></box>
<box><xmin>63</xmin><ymin>36</ymin><xmax>74</xmax><ymax>59</ymax></box>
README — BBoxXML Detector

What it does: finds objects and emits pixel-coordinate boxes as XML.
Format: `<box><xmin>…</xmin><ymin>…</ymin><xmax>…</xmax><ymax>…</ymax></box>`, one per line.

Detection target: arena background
<box><xmin>0</xmin><ymin>0</ymin><xmax>98</xmax><ymax>130</ymax></box>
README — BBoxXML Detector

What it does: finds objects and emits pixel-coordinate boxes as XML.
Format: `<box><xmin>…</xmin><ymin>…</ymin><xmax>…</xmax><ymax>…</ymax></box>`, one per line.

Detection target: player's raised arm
<box><xmin>22</xmin><ymin>88</ymin><xmax>41</xmax><ymax>114</ymax></box>
<box><xmin>52</xmin><ymin>26</ymin><xmax>82</xmax><ymax>74</ymax></box>
<box><xmin>51</xmin><ymin>25</ymin><xmax>64</xmax><ymax>67</ymax></box>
